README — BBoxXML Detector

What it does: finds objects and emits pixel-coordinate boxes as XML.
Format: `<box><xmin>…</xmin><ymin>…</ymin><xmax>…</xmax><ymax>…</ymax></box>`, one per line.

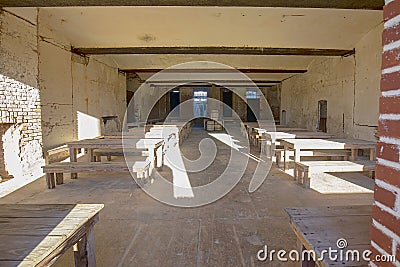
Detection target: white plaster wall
<box><xmin>72</xmin><ymin>55</ymin><xmax>126</xmax><ymax>139</ymax></box>
<box><xmin>281</xmin><ymin>23</ymin><xmax>383</xmax><ymax>141</ymax></box>
<box><xmin>37</xmin><ymin>10</ymin><xmax>127</xmax><ymax>150</ymax></box>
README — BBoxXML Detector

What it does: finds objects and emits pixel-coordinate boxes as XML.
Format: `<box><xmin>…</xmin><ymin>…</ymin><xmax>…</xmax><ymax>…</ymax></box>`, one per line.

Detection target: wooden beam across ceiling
<box><xmin>122</xmin><ymin>68</ymin><xmax>307</xmax><ymax>74</ymax></box>
<box><xmin>0</xmin><ymin>0</ymin><xmax>384</xmax><ymax>9</ymax></box>
<box><xmin>143</xmin><ymin>80</ymin><xmax>282</xmax><ymax>84</ymax></box>
<box><xmin>73</xmin><ymin>47</ymin><xmax>355</xmax><ymax>57</ymax></box>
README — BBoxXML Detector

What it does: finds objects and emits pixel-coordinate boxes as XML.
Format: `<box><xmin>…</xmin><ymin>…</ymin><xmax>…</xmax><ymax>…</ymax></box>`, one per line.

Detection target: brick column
<box><xmin>370</xmin><ymin>0</ymin><xmax>400</xmax><ymax>265</ymax></box>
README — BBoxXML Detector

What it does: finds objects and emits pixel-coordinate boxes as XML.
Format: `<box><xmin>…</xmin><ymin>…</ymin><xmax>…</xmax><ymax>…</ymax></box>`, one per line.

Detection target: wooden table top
<box><xmin>68</xmin><ymin>138</ymin><xmax>130</xmax><ymax>149</ymax></box>
<box><xmin>263</xmin><ymin>131</ymin><xmax>335</xmax><ymax>140</ymax></box>
<box><xmin>136</xmin><ymin>138</ymin><xmax>164</xmax><ymax>148</ymax></box>
<box><xmin>285</xmin><ymin>205</ymin><xmax>372</xmax><ymax>266</ymax></box>
<box><xmin>252</xmin><ymin>126</ymin><xmax>309</xmax><ymax>132</ymax></box>
<box><xmin>68</xmin><ymin>138</ymin><xmax>164</xmax><ymax>149</ymax></box>
<box><xmin>102</xmin><ymin>131</ymin><xmax>145</xmax><ymax>139</ymax></box>
<box><xmin>280</xmin><ymin>138</ymin><xmax>377</xmax><ymax>149</ymax></box>
<box><xmin>0</xmin><ymin>204</ymin><xmax>104</xmax><ymax>267</ymax></box>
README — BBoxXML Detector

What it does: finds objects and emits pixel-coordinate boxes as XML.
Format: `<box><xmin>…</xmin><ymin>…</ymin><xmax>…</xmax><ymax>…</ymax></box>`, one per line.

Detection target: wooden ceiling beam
<box><xmin>122</xmin><ymin>68</ymin><xmax>307</xmax><ymax>74</ymax></box>
<box><xmin>73</xmin><ymin>47</ymin><xmax>355</xmax><ymax>57</ymax></box>
<box><xmin>0</xmin><ymin>0</ymin><xmax>384</xmax><ymax>10</ymax></box>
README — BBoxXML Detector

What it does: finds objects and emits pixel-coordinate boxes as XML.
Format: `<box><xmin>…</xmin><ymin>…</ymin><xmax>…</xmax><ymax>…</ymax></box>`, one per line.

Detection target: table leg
<box><xmin>351</xmin><ymin>149</ymin><xmax>357</xmax><ymax>161</ymax></box>
<box><xmin>370</xmin><ymin>148</ymin><xmax>376</xmax><ymax>160</ymax></box>
<box><xmin>156</xmin><ymin>145</ymin><xmax>163</xmax><ymax>168</ymax></box>
<box><xmin>294</xmin><ymin>149</ymin><xmax>301</xmax><ymax>164</ymax></box>
<box><xmin>70</xmin><ymin>147</ymin><xmax>78</xmax><ymax>179</ymax></box>
<box><xmin>148</xmin><ymin>147</ymin><xmax>156</xmax><ymax>174</ymax></box>
<box><xmin>87</xmin><ymin>149</ymin><xmax>94</xmax><ymax>162</ymax></box>
<box><xmin>284</xmin><ymin>146</ymin><xmax>288</xmax><ymax>171</ymax></box>
<box><xmin>74</xmin><ymin>226</ymin><xmax>96</xmax><ymax>267</ymax></box>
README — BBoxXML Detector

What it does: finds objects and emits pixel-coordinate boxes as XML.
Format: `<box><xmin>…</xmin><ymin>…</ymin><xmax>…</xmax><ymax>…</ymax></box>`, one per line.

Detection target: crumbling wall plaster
<box><xmin>0</xmin><ymin>10</ymin><xmax>44</xmax><ymax>178</ymax></box>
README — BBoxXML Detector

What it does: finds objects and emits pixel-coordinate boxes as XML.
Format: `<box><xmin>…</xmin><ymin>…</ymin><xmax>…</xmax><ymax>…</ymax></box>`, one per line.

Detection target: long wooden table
<box><xmin>254</xmin><ymin>128</ymin><xmax>333</xmax><ymax>156</ymax></box>
<box><xmin>280</xmin><ymin>138</ymin><xmax>376</xmax><ymax>170</ymax></box>
<box><xmin>0</xmin><ymin>204</ymin><xmax>104</xmax><ymax>267</ymax></box>
<box><xmin>154</xmin><ymin>121</ymin><xmax>193</xmax><ymax>143</ymax></box>
<box><xmin>285</xmin><ymin>205</ymin><xmax>372</xmax><ymax>266</ymax></box>
<box><xmin>67</xmin><ymin>138</ymin><xmax>163</xmax><ymax>178</ymax></box>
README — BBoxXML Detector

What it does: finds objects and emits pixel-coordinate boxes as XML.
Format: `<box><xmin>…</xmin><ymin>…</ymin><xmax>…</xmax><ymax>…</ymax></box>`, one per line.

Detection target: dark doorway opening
<box><xmin>246</xmin><ymin>89</ymin><xmax>260</xmax><ymax>122</ymax></box>
<box><xmin>318</xmin><ymin>100</ymin><xmax>328</xmax><ymax>132</ymax></box>
<box><xmin>222</xmin><ymin>89</ymin><xmax>233</xmax><ymax>117</ymax></box>
<box><xmin>170</xmin><ymin>90</ymin><xmax>180</xmax><ymax>117</ymax></box>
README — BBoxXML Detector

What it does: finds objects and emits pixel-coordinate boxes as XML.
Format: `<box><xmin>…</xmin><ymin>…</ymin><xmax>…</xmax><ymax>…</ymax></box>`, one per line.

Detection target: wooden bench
<box><xmin>93</xmin><ymin>149</ymin><xmax>143</xmax><ymax>162</ymax></box>
<box><xmin>132</xmin><ymin>159</ymin><xmax>152</xmax><ymax>186</ymax></box>
<box><xmin>42</xmin><ymin>160</ymin><xmax>151</xmax><ymax>189</ymax></box>
<box><xmin>276</xmin><ymin>149</ymin><xmax>350</xmax><ymax>167</ymax></box>
<box><xmin>294</xmin><ymin>160</ymin><xmax>376</xmax><ymax>188</ymax></box>
<box><xmin>43</xmin><ymin>145</ymin><xmax>70</xmax><ymax>164</ymax></box>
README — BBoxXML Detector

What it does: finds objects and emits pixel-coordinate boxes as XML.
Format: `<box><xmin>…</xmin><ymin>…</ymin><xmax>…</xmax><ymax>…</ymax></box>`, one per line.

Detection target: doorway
<box><xmin>318</xmin><ymin>100</ymin><xmax>328</xmax><ymax>132</ymax></box>
<box><xmin>246</xmin><ymin>89</ymin><xmax>260</xmax><ymax>122</ymax></box>
<box><xmin>222</xmin><ymin>89</ymin><xmax>233</xmax><ymax>117</ymax></box>
<box><xmin>170</xmin><ymin>90</ymin><xmax>180</xmax><ymax>117</ymax></box>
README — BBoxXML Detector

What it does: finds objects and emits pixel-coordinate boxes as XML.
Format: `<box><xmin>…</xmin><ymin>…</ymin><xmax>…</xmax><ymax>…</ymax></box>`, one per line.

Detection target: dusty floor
<box><xmin>0</xmin><ymin>129</ymin><xmax>374</xmax><ymax>267</ymax></box>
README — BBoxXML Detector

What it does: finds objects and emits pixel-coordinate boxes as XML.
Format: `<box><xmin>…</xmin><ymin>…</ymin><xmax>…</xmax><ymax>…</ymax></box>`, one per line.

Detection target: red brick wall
<box><xmin>371</xmin><ymin>0</ymin><xmax>400</xmax><ymax>265</ymax></box>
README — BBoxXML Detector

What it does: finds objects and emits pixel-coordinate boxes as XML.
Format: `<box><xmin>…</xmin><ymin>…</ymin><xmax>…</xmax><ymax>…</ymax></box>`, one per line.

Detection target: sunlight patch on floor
<box><xmin>165</xmin><ymin>145</ymin><xmax>194</xmax><ymax>199</ymax></box>
<box><xmin>309</xmin><ymin>173</ymin><xmax>374</xmax><ymax>194</ymax></box>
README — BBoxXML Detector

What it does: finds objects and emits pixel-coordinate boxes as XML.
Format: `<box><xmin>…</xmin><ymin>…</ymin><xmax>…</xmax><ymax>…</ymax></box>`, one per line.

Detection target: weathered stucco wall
<box><xmin>0</xmin><ymin>10</ymin><xmax>44</xmax><ymax>178</ymax></box>
<box><xmin>281</xmin><ymin>23</ymin><xmax>383</xmax><ymax>141</ymax></box>
<box><xmin>0</xmin><ymin>8</ymin><xmax>127</xmax><ymax>164</ymax></box>
<box><xmin>37</xmin><ymin>9</ymin><xmax>126</xmax><ymax>150</ymax></box>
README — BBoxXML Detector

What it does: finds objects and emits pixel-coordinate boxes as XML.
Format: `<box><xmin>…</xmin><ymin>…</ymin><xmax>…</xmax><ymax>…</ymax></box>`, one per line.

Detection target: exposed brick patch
<box><xmin>375</xmin><ymin>184</ymin><xmax>398</xmax><ymax>210</ymax></box>
<box><xmin>379</xmin><ymin>96</ymin><xmax>400</xmax><ymax>114</ymax></box>
<box><xmin>0</xmin><ymin>74</ymin><xmax>43</xmax><ymax>177</ymax></box>
<box><xmin>396</xmin><ymin>243</ymin><xmax>400</xmax><ymax>262</ymax></box>
<box><xmin>379</xmin><ymin>120</ymin><xmax>400</xmax><ymax>139</ymax></box>
<box><xmin>372</xmin><ymin>205</ymin><xmax>400</xmax><ymax>238</ymax></box>
<box><xmin>376</xmin><ymin>164</ymin><xmax>400</xmax><ymax>188</ymax></box>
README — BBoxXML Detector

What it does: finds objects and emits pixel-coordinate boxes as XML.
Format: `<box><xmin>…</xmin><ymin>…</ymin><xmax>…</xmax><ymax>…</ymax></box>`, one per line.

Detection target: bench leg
<box><xmin>107</xmin><ymin>155</ymin><xmax>112</xmax><ymax>161</ymax></box>
<box><xmin>56</xmin><ymin>173</ymin><xmax>64</xmax><ymax>185</ymax></box>
<box><xmin>304</xmin><ymin>170</ymin><xmax>310</xmax><ymax>189</ymax></box>
<box><xmin>74</xmin><ymin>225</ymin><xmax>96</xmax><ymax>267</ymax></box>
<box><xmin>284</xmin><ymin>147</ymin><xmax>290</xmax><ymax>171</ymax></box>
<box><xmin>368</xmin><ymin>171</ymin><xmax>375</xmax><ymax>179</ymax></box>
<box><xmin>70</xmin><ymin>148</ymin><xmax>78</xmax><ymax>179</ymax></box>
<box><xmin>46</xmin><ymin>173</ymin><xmax>55</xmax><ymax>189</ymax></box>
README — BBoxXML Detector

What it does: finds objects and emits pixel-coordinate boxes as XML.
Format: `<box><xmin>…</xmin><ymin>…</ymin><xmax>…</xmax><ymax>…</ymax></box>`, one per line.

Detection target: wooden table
<box><xmin>136</xmin><ymin>139</ymin><xmax>165</xmax><ymax>170</ymax></box>
<box><xmin>67</xmin><ymin>138</ymin><xmax>163</xmax><ymax>178</ymax></box>
<box><xmin>255</xmin><ymin>130</ymin><xmax>333</xmax><ymax>156</ymax></box>
<box><xmin>0</xmin><ymin>204</ymin><xmax>104</xmax><ymax>267</ymax></box>
<box><xmin>280</xmin><ymin>138</ymin><xmax>376</xmax><ymax>170</ymax></box>
<box><xmin>285</xmin><ymin>205</ymin><xmax>372</xmax><ymax>266</ymax></box>
<box><xmin>101</xmin><ymin>131</ymin><xmax>145</xmax><ymax>139</ymax></box>
<box><xmin>154</xmin><ymin>121</ymin><xmax>193</xmax><ymax>142</ymax></box>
